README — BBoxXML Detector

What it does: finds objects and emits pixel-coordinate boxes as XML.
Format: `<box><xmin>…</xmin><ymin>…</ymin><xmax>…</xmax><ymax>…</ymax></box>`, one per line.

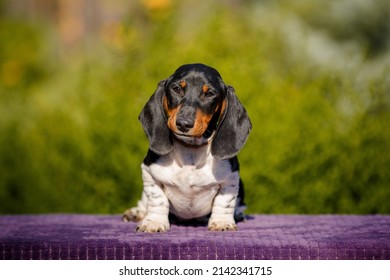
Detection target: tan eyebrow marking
<box><xmin>202</xmin><ymin>85</ymin><xmax>209</xmax><ymax>93</ymax></box>
<box><xmin>180</xmin><ymin>80</ymin><xmax>187</xmax><ymax>88</ymax></box>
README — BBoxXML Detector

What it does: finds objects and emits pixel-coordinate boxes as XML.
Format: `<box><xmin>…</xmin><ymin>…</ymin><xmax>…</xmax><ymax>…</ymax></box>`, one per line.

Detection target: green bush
<box><xmin>1</xmin><ymin>0</ymin><xmax>389</xmax><ymax>214</ymax></box>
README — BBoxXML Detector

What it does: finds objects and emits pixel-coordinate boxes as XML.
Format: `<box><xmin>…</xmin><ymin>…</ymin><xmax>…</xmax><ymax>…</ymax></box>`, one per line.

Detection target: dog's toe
<box><xmin>136</xmin><ymin>219</ymin><xmax>170</xmax><ymax>233</ymax></box>
<box><xmin>208</xmin><ymin>220</ymin><xmax>237</xmax><ymax>231</ymax></box>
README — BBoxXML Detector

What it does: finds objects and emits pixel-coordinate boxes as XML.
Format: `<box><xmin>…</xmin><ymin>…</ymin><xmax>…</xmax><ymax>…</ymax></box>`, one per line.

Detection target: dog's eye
<box><xmin>171</xmin><ymin>85</ymin><xmax>182</xmax><ymax>94</ymax></box>
<box><xmin>204</xmin><ymin>90</ymin><xmax>216</xmax><ymax>98</ymax></box>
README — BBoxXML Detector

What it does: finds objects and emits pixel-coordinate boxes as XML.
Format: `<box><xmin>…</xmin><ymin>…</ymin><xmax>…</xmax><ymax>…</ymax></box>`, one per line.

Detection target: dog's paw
<box><xmin>136</xmin><ymin>219</ymin><xmax>170</xmax><ymax>233</ymax></box>
<box><xmin>122</xmin><ymin>207</ymin><xmax>145</xmax><ymax>222</ymax></box>
<box><xmin>208</xmin><ymin>219</ymin><xmax>237</xmax><ymax>231</ymax></box>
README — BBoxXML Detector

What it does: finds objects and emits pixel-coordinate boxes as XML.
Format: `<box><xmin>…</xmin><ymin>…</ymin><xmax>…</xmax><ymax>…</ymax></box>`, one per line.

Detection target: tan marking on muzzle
<box><xmin>163</xmin><ymin>95</ymin><xmax>181</xmax><ymax>134</ymax></box>
<box><xmin>190</xmin><ymin>109</ymin><xmax>213</xmax><ymax>137</ymax></box>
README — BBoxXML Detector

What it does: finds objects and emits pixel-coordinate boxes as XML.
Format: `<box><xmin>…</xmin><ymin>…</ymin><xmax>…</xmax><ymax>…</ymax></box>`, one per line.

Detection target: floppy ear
<box><xmin>138</xmin><ymin>80</ymin><xmax>172</xmax><ymax>156</ymax></box>
<box><xmin>211</xmin><ymin>86</ymin><xmax>252</xmax><ymax>160</ymax></box>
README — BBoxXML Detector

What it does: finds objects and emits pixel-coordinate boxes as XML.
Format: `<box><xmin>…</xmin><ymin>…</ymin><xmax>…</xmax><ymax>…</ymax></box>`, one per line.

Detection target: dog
<box><xmin>123</xmin><ymin>63</ymin><xmax>251</xmax><ymax>232</ymax></box>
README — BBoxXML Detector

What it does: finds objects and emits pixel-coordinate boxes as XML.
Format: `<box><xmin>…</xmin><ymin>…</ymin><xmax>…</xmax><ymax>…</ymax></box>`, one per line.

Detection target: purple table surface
<box><xmin>0</xmin><ymin>214</ymin><xmax>389</xmax><ymax>260</ymax></box>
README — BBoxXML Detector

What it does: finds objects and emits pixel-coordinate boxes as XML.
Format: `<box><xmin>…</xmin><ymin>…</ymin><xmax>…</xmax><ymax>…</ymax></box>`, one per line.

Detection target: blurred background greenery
<box><xmin>0</xmin><ymin>0</ymin><xmax>389</xmax><ymax>215</ymax></box>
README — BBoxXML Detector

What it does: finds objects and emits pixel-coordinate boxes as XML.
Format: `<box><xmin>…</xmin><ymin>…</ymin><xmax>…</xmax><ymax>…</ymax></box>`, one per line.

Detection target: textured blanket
<box><xmin>1</xmin><ymin>214</ymin><xmax>389</xmax><ymax>260</ymax></box>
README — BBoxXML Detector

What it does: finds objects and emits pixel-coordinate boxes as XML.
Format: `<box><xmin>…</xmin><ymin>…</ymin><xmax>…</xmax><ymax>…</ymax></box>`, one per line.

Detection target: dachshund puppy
<box><xmin>123</xmin><ymin>63</ymin><xmax>251</xmax><ymax>232</ymax></box>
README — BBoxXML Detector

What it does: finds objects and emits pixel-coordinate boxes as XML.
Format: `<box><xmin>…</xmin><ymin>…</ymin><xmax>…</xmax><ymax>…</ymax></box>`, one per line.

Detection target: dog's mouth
<box><xmin>173</xmin><ymin>132</ymin><xmax>214</xmax><ymax>146</ymax></box>
<box><xmin>169</xmin><ymin>111</ymin><xmax>219</xmax><ymax>146</ymax></box>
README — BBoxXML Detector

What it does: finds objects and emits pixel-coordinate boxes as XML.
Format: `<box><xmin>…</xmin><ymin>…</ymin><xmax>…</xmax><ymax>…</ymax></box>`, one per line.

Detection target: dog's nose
<box><xmin>176</xmin><ymin>118</ymin><xmax>194</xmax><ymax>133</ymax></box>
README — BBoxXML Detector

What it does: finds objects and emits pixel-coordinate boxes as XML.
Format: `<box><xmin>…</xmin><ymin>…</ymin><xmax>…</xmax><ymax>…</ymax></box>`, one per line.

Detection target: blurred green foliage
<box><xmin>1</xmin><ymin>0</ymin><xmax>389</xmax><ymax>214</ymax></box>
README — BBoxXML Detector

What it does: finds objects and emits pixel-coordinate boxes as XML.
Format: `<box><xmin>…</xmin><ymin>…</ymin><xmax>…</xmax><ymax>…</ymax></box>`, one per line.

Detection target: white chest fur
<box><xmin>142</xmin><ymin>141</ymin><xmax>237</xmax><ymax>219</ymax></box>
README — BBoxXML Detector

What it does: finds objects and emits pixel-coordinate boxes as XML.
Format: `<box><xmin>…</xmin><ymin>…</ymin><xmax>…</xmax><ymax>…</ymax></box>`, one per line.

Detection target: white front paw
<box><xmin>136</xmin><ymin>217</ymin><xmax>170</xmax><ymax>233</ymax></box>
<box><xmin>208</xmin><ymin>218</ymin><xmax>237</xmax><ymax>231</ymax></box>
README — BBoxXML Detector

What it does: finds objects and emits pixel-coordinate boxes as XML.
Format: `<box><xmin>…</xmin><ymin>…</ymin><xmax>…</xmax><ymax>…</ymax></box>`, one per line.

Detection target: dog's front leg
<box><xmin>208</xmin><ymin>172</ymin><xmax>240</xmax><ymax>231</ymax></box>
<box><xmin>136</xmin><ymin>166</ymin><xmax>170</xmax><ymax>233</ymax></box>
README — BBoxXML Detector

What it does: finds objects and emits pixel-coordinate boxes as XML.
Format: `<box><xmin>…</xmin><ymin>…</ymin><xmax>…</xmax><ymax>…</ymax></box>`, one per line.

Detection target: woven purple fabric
<box><xmin>0</xmin><ymin>214</ymin><xmax>389</xmax><ymax>260</ymax></box>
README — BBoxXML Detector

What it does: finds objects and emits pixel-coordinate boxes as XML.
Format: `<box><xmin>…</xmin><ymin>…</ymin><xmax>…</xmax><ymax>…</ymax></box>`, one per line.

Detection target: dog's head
<box><xmin>139</xmin><ymin>63</ymin><xmax>251</xmax><ymax>160</ymax></box>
